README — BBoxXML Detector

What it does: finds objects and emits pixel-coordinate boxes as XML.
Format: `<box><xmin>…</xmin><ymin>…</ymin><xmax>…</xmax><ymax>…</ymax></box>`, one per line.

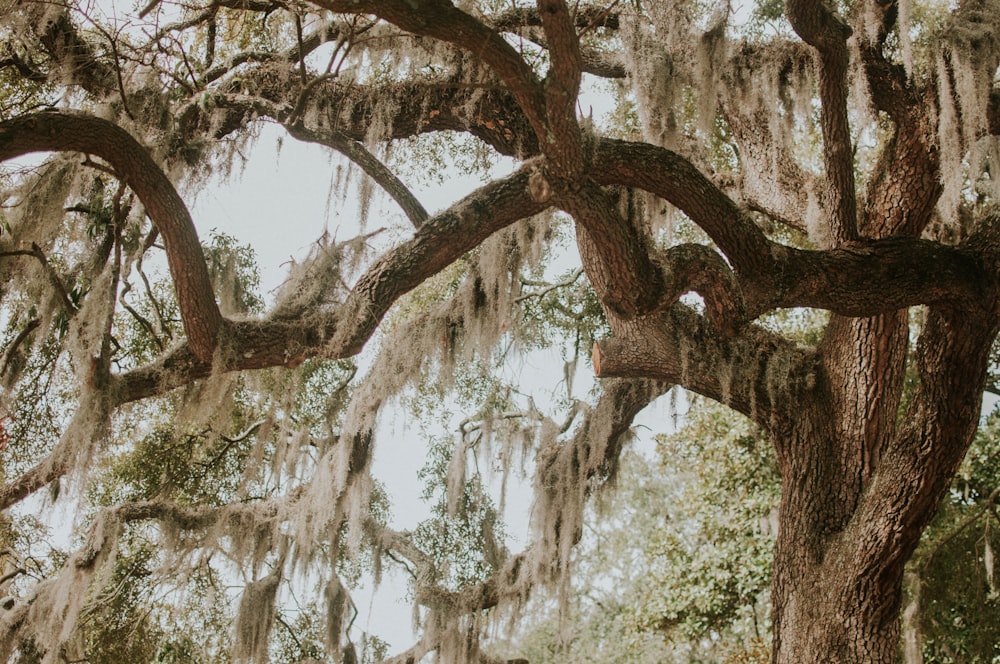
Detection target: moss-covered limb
<box><xmin>0</xmin><ymin>449</ymin><xmax>68</xmax><ymax>512</ymax></box>
<box><xmin>325</xmin><ymin>167</ymin><xmax>547</xmax><ymax>357</ymax></box>
<box><xmin>314</xmin><ymin>0</ymin><xmax>548</xmax><ymax>142</ymax></box>
<box><xmin>0</xmin><ymin>111</ymin><xmax>223</xmax><ymax>361</ymax></box>
<box><xmin>184</xmin><ymin>68</ymin><xmax>539</xmax><ymax>158</ymax></box>
<box><xmin>0</xmin><ymin>389</ymin><xmax>114</xmax><ymax>511</ymax></box>
<box><xmin>855</xmin><ymin>0</ymin><xmax>920</xmax><ymax>124</ymax></box>
<box><xmin>594</xmin><ymin>306</ymin><xmax>816</xmax><ymax>428</ymax></box>
<box><xmin>786</xmin><ymin>0</ymin><xmax>858</xmax><ymax>245</ymax></box>
<box><xmin>17</xmin><ymin>3</ymin><xmax>118</xmax><ymax>98</ymax></box>
<box><xmin>285</xmin><ymin>124</ymin><xmax>427</xmax><ymax>227</ymax></box>
<box><xmin>720</xmin><ymin>104</ymin><xmax>820</xmax><ymax>236</ymax></box>
<box><xmin>109</xmin><ymin>166</ymin><xmax>547</xmax><ymax>405</ymax></box>
<box><xmin>376</xmin><ymin>377</ymin><xmax>668</xmax><ymax>620</ymax></box>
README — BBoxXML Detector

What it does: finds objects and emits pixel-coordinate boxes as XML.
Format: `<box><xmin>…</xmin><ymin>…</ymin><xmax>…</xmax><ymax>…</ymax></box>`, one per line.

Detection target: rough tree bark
<box><xmin>2</xmin><ymin>0</ymin><xmax>1000</xmax><ymax>661</ymax></box>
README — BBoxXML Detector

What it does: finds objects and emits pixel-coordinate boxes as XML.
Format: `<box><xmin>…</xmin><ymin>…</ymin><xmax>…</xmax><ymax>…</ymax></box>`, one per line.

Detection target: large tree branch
<box><xmin>586</xmin><ymin>139</ymin><xmax>991</xmax><ymax>320</ymax></box>
<box><xmin>0</xmin><ymin>111</ymin><xmax>223</xmax><ymax>361</ymax></box>
<box><xmin>181</xmin><ymin>71</ymin><xmax>539</xmax><ymax>158</ymax></box>
<box><xmin>856</xmin><ymin>4</ymin><xmax>942</xmax><ymax>238</ymax></box>
<box><xmin>756</xmin><ymin>238</ymin><xmax>991</xmax><ymax>317</ymax></box>
<box><xmin>786</xmin><ymin>0</ymin><xmax>858</xmax><ymax>244</ymax></box>
<box><xmin>831</xmin><ymin>305</ymin><xmax>999</xmax><ymax>628</ymax></box>
<box><xmin>111</xmin><ymin>166</ymin><xmax>548</xmax><ymax>405</ymax></box>
<box><xmin>314</xmin><ymin>0</ymin><xmax>548</xmax><ymax>141</ymax></box>
<box><xmin>537</xmin><ymin>0</ymin><xmax>584</xmax><ymax>174</ymax></box>
<box><xmin>593</xmin><ymin>306</ymin><xmax>815</xmax><ymax>428</ymax></box>
<box><xmin>556</xmin><ymin>180</ymin><xmax>664</xmax><ymax>318</ymax></box>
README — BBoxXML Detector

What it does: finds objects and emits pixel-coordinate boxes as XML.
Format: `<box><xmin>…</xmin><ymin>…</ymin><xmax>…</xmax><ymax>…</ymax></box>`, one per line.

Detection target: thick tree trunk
<box><xmin>767</xmin><ymin>304</ymin><xmax>998</xmax><ymax>663</ymax></box>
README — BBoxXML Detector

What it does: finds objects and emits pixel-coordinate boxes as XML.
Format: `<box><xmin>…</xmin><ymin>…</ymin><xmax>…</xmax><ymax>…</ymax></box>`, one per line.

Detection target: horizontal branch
<box><xmin>593</xmin><ymin>305</ymin><xmax>816</xmax><ymax>428</ymax></box>
<box><xmin>314</xmin><ymin>0</ymin><xmax>548</xmax><ymax>141</ymax></box>
<box><xmin>758</xmin><ymin>238</ymin><xmax>993</xmax><ymax>318</ymax></box>
<box><xmin>112</xmin><ymin>166</ymin><xmax>549</xmax><ymax>403</ymax></box>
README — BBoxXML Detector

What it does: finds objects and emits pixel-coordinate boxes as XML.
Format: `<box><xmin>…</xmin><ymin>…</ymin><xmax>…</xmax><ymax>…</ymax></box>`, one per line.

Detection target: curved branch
<box><xmin>590</xmin><ymin>138</ymin><xmax>773</xmax><ymax>276</ymax></box>
<box><xmin>0</xmin><ymin>111</ymin><xmax>223</xmax><ymax>361</ymax></box>
<box><xmin>112</xmin><ymin>166</ymin><xmax>548</xmax><ymax>404</ymax></box>
<box><xmin>0</xmin><ymin>319</ymin><xmax>41</xmax><ymax>379</ymax></box>
<box><xmin>324</xmin><ymin>167</ymin><xmax>548</xmax><ymax>357</ymax></box>
<box><xmin>587</xmin><ymin>138</ymin><xmax>993</xmax><ymax>319</ymax></box>
<box><xmin>315</xmin><ymin>0</ymin><xmax>548</xmax><ymax>141</ymax></box>
<box><xmin>284</xmin><ymin>122</ymin><xmax>428</xmax><ymax>227</ymax></box>
<box><xmin>659</xmin><ymin>243</ymin><xmax>747</xmax><ymax>336</ymax></box>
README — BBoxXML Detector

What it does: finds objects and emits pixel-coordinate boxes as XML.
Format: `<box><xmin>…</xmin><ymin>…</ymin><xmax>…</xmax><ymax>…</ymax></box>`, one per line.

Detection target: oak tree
<box><xmin>2</xmin><ymin>0</ymin><xmax>1000</xmax><ymax>662</ymax></box>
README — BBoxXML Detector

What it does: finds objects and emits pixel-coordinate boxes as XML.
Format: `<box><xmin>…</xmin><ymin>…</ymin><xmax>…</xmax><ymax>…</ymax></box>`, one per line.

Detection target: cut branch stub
<box><xmin>0</xmin><ymin>111</ymin><xmax>223</xmax><ymax>361</ymax></box>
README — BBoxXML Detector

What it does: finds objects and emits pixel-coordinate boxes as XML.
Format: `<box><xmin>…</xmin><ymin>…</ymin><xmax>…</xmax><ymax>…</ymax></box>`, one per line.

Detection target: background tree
<box><xmin>508</xmin><ymin>400</ymin><xmax>777</xmax><ymax>664</ymax></box>
<box><xmin>1</xmin><ymin>0</ymin><xmax>1000</xmax><ymax>663</ymax></box>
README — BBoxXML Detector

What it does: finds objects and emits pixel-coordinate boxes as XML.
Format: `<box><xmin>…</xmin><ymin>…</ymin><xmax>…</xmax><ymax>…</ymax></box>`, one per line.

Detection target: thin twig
<box><xmin>920</xmin><ymin>487</ymin><xmax>1000</xmax><ymax>574</ymax></box>
<box><xmin>0</xmin><ymin>318</ymin><xmax>41</xmax><ymax>378</ymax></box>
<box><xmin>515</xmin><ymin>267</ymin><xmax>584</xmax><ymax>302</ymax></box>
<box><xmin>0</xmin><ymin>245</ymin><xmax>78</xmax><ymax>314</ymax></box>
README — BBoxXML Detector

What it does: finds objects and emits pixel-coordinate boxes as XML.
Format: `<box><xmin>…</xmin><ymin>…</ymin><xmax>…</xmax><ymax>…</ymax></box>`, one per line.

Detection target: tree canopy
<box><xmin>1</xmin><ymin>0</ymin><xmax>1000</xmax><ymax>662</ymax></box>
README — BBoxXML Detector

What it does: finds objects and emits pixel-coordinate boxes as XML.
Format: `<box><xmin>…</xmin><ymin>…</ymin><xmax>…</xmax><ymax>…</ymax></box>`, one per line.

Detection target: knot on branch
<box><xmin>657</xmin><ymin>243</ymin><xmax>748</xmax><ymax>337</ymax></box>
<box><xmin>527</xmin><ymin>168</ymin><xmax>552</xmax><ymax>202</ymax></box>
